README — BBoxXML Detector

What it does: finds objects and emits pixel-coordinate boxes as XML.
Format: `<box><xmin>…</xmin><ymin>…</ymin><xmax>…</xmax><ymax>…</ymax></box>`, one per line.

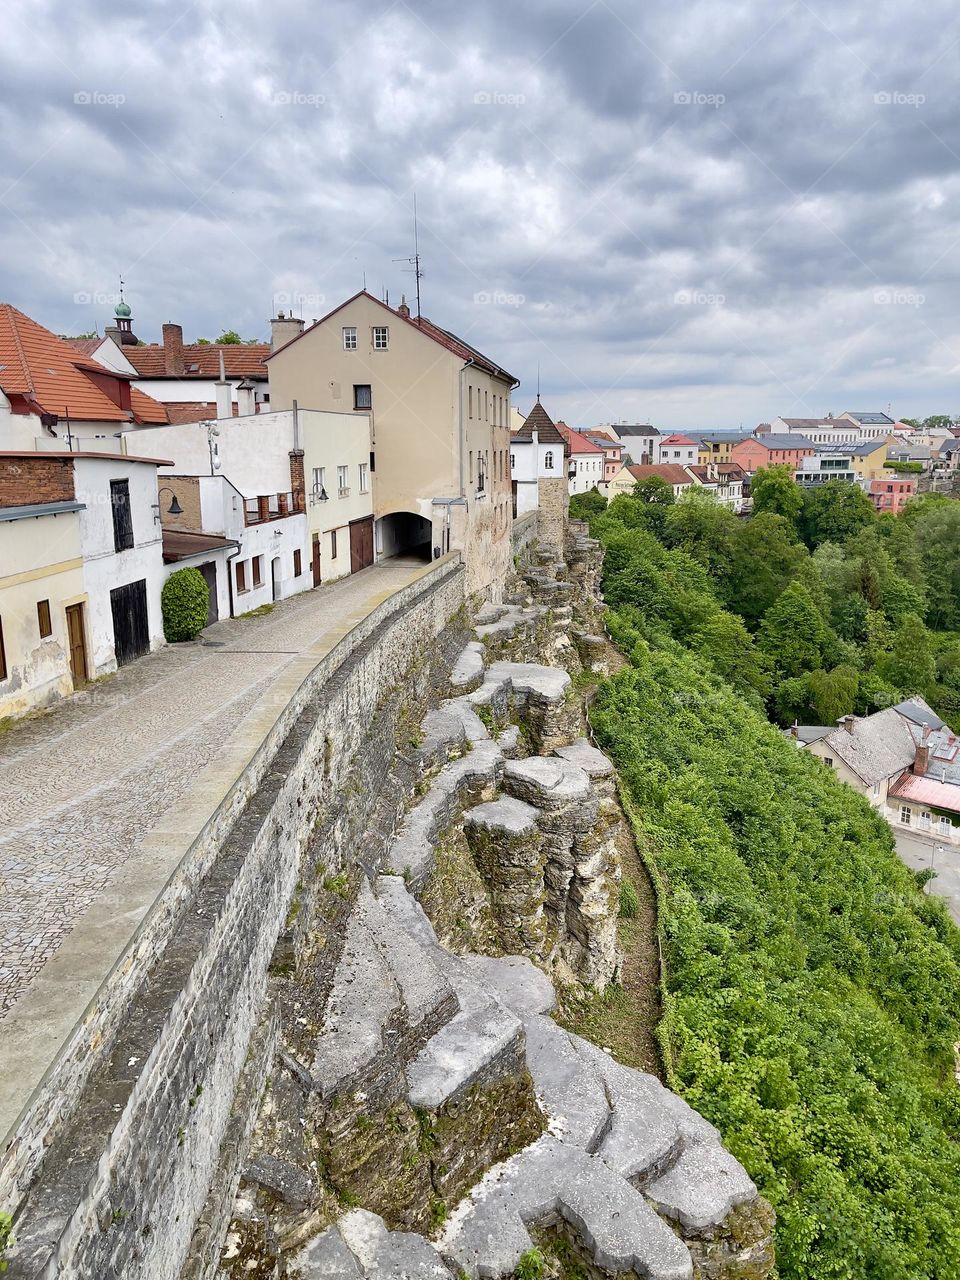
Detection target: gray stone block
<box><xmin>449</xmin><ymin>641</ymin><xmax>487</xmax><ymax>690</ymax></box>
<box><xmin>501</xmin><ymin>757</ymin><xmax>592</xmax><ymax>810</ymax></box>
<box><xmin>458</xmin><ymin>955</ymin><xmax>556</xmax><ymax>1017</ymax></box>
<box><xmin>463</xmin><ymin>796</ymin><xmax>540</xmax><ymax>839</ymax></box>
<box><xmin>645</xmin><ymin>1142</ymin><xmax>758</xmax><ymax>1233</ymax></box>
<box><xmin>553</xmin><ymin>738</ymin><xmax>615</xmax><ymax>779</ymax></box>
<box><xmin>486</xmin><ymin>661</ymin><xmax>571</xmax><ymax>704</ymax></box>
<box><xmin>522</xmin><ymin>1016</ymin><xmax>608</xmax><ymax>1149</ymax></box>
<box><xmin>293</xmin><ymin>1225</ymin><xmax>363</xmax><ymax>1276</ymax></box>
<box><xmin>419</xmin><ymin>709</ymin><xmax>467</xmax><ymax>763</ymax></box>
<box><xmin>339</xmin><ymin>1209</ymin><xmax>455</xmax><ymax>1277</ymax></box>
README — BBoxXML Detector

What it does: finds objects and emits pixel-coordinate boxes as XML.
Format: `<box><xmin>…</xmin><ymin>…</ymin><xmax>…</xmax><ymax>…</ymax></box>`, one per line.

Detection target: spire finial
<box><xmin>536</xmin><ymin>362</ymin><xmax>540</xmax><ymax>402</ymax></box>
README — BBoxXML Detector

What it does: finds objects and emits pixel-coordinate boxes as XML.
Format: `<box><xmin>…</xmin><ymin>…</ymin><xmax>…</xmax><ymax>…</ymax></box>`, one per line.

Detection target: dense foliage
<box><xmin>585</xmin><ymin>494</ymin><xmax>960</xmax><ymax>1279</ymax></box>
<box><xmin>601</xmin><ymin>474</ymin><xmax>960</xmax><ymax>728</ymax></box>
<box><xmin>161</xmin><ymin>567</ymin><xmax>209</xmax><ymax>642</ymax></box>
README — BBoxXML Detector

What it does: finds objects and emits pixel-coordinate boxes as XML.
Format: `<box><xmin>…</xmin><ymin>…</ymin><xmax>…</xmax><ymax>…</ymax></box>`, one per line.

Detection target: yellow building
<box><xmin>267</xmin><ymin>291</ymin><xmax>517</xmax><ymax>599</ymax></box>
<box><xmin>847</xmin><ymin>439</ymin><xmax>889</xmax><ymax>482</ymax></box>
<box><xmin>1</xmin><ymin>497</ymin><xmax>88</xmax><ymax>718</ymax></box>
<box><xmin>695</xmin><ymin>434</ymin><xmax>749</xmax><ymax>465</ymax></box>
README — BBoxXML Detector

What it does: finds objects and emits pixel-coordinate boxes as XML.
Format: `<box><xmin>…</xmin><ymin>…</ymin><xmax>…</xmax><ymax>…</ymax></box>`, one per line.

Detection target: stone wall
<box><xmin>2</xmin><ymin>559</ymin><xmax>466</xmax><ymax>1280</ymax></box>
<box><xmin>536</xmin><ymin>475</ymin><xmax>568</xmax><ymax>553</ymax></box>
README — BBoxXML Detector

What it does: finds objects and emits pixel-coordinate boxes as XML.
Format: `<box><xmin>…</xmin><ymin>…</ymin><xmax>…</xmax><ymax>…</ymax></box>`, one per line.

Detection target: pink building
<box><xmin>868</xmin><ymin>476</ymin><xmax>916</xmax><ymax>514</ymax></box>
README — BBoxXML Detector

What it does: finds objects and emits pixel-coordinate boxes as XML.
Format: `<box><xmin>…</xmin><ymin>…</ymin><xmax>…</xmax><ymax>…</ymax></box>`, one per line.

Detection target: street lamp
<box><xmin>153</xmin><ymin>486</ymin><xmax>183</xmax><ymax>523</ymax></box>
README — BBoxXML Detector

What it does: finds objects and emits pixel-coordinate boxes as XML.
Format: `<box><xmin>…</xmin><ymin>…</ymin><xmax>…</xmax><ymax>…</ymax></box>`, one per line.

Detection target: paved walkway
<box><xmin>0</xmin><ymin>558</ymin><xmax>428</xmax><ymax>1020</ymax></box>
<box><xmin>894</xmin><ymin>828</ymin><xmax>960</xmax><ymax>926</ymax></box>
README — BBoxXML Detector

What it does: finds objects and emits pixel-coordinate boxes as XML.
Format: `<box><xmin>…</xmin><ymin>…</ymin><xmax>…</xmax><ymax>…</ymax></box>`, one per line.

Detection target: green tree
<box><xmin>880</xmin><ymin>612</ymin><xmax>937</xmax><ymax>695</ymax></box>
<box><xmin>569</xmin><ymin>488</ymin><xmax>607</xmax><ymax>520</ymax></box>
<box><xmin>725</xmin><ymin>514</ymin><xmax>808</xmax><ymax>628</ymax></box>
<box><xmin>749</xmin><ymin>464</ymin><xmax>803</xmax><ymax>525</ymax></box>
<box><xmin>216</xmin><ymin>330</ymin><xmax>243</xmax><ymax>344</ymax></box>
<box><xmin>690</xmin><ymin>613</ymin><xmax>772</xmax><ymax>705</ymax></box>
<box><xmin>759</xmin><ymin>581</ymin><xmax>828</xmax><ymax>677</ymax></box>
<box><xmin>633</xmin><ymin>476</ymin><xmax>676</xmax><ymax>506</ymax></box>
<box><xmin>807</xmin><ymin>664</ymin><xmax>859</xmax><ymax>723</ymax></box>
<box><xmin>664</xmin><ymin>489</ymin><xmax>739</xmax><ymax>581</ymax></box>
<box><xmin>799</xmin><ymin>479</ymin><xmax>876</xmax><ymax>549</ymax></box>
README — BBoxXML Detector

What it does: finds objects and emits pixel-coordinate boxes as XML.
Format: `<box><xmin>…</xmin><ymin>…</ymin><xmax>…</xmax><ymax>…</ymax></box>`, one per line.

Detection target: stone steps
<box><xmin>294</xmin><ymin>1209</ymin><xmax>454</xmax><ymax>1278</ymax></box>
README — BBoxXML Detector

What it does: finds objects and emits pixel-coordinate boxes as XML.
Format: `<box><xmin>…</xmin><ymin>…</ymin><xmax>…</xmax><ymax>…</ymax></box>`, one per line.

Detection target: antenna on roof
<box><xmin>536</xmin><ymin>363</ymin><xmax>541</xmax><ymax>403</ymax></box>
<box><xmin>393</xmin><ymin>193</ymin><xmax>423</xmax><ymax>321</ymax></box>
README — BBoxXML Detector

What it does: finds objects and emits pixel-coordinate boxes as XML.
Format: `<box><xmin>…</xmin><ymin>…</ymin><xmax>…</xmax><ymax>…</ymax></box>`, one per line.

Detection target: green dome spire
<box><xmin>115</xmin><ymin>299</ymin><xmax>132</xmax><ymax>318</ymax></box>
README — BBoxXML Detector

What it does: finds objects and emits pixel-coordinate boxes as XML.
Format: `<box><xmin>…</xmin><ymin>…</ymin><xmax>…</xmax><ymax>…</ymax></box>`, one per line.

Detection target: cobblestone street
<box><xmin>0</xmin><ymin>558</ymin><xmax>426</xmax><ymax>1019</ymax></box>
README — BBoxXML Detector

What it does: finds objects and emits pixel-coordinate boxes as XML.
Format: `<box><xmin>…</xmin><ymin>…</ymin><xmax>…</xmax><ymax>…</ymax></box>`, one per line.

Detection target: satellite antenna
<box><xmin>393</xmin><ymin>193</ymin><xmax>423</xmax><ymax>320</ymax></box>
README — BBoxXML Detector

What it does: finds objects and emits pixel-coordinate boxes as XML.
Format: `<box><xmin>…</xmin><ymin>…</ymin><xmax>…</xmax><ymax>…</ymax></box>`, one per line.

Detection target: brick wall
<box><xmin>288</xmin><ymin>450</ymin><xmax>305</xmax><ymax>512</ymax></box>
<box><xmin>159</xmin><ymin>475</ymin><xmax>203</xmax><ymax>531</ymax></box>
<box><xmin>0</xmin><ymin>456</ymin><xmax>75</xmax><ymax>508</ymax></box>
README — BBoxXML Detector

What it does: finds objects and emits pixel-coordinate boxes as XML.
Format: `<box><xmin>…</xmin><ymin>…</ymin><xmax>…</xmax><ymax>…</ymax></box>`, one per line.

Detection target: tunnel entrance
<box><xmin>376</xmin><ymin>512</ymin><xmax>433</xmax><ymax>562</ymax></box>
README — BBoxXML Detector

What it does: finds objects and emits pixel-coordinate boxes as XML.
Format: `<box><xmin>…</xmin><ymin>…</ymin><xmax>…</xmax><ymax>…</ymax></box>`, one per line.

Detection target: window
<box><xmin>359</xmin><ymin>462</ymin><xmax>369</xmax><ymax>493</ymax></box>
<box><xmin>544</xmin><ymin>450</ymin><xmax>554</xmax><ymax>470</ymax></box>
<box><xmin>110</xmin><ymin>479</ymin><xmax>133</xmax><ymax>552</ymax></box>
<box><xmin>354</xmin><ymin>384</ymin><xmax>372</xmax><ymax>410</ymax></box>
<box><xmin>372</xmin><ymin>326</ymin><xmax>389</xmax><ymax>350</ymax></box>
<box><xmin>900</xmin><ymin>805</ymin><xmax>911</xmax><ymax>825</ymax></box>
<box><xmin>469</xmin><ymin>450</ymin><xmax>473</xmax><ymax>483</ymax></box>
<box><xmin>37</xmin><ymin>599</ymin><xmax>52</xmax><ymax>638</ymax></box>
<box><xmin>823</xmin><ymin>757</ymin><xmax>833</xmax><ymax>768</ymax></box>
<box><xmin>312</xmin><ymin>466</ymin><xmax>326</xmax><ymax>497</ymax></box>
<box><xmin>253</xmin><ymin>556</ymin><xmax>263</xmax><ymax>588</ymax></box>
<box><xmin>331</xmin><ymin>528</ymin><xmax>338</xmax><ymax>559</ymax></box>
<box><xmin>245</xmin><ymin>497</ymin><xmax>260</xmax><ymax>522</ymax></box>
<box><xmin>293</xmin><ymin>548</ymin><xmax>302</xmax><ymax>577</ymax></box>
<box><xmin>236</xmin><ymin>560</ymin><xmax>248</xmax><ymax>593</ymax></box>
<box><xmin>510</xmin><ymin>453</ymin><xmax>516</xmax><ymax>471</ymax></box>
<box><xmin>468</xmin><ymin>386</ymin><xmax>473</xmax><ymax>419</ymax></box>
<box><xmin>484</xmin><ymin>390</ymin><xmax>488</xmax><ymax>421</ymax></box>
<box><xmin>343</xmin><ymin>326</ymin><xmax>357</xmax><ymax>350</ymax></box>
<box><xmin>0</xmin><ymin>616</ymin><xmax>6</xmax><ymax>680</ymax></box>
<box><xmin>369</xmin><ymin>450</ymin><xmax>376</xmax><ymax>473</ymax></box>
<box><xmin>338</xmin><ymin>465</ymin><xmax>349</xmax><ymax>496</ymax></box>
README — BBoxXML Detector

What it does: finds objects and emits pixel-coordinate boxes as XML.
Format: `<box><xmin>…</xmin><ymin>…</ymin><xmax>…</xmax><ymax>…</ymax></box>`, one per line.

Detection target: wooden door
<box><xmin>349</xmin><ymin>516</ymin><xmax>374</xmax><ymax>574</ymax></box>
<box><xmin>311</xmin><ymin>532</ymin><xmax>322</xmax><ymax>587</ymax></box>
<box><xmin>65</xmin><ymin>603</ymin><xmax>88</xmax><ymax>685</ymax></box>
<box><xmin>110</xmin><ymin>579</ymin><xmax>149</xmax><ymax>667</ymax></box>
<box><xmin>198</xmin><ymin>561</ymin><xmax>218</xmax><ymax>625</ymax></box>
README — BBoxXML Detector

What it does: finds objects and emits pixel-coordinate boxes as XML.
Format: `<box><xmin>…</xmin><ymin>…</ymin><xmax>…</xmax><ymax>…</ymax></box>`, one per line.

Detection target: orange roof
<box><xmin>557</xmin><ymin>422</ymin><xmax>604</xmax><ymax>455</ymax></box>
<box><xmin>62</xmin><ymin>337</ymin><xmax>103</xmax><ymax>356</ymax></box>
<box><xmin>624</xmin><ymin>463</ymin><xmax>692</xmax><ymax>486</ymax></box>
<box><xmin>0</xmin><ymin>305</ymin><xmax>169</xmax><ymax>424</ymax></box>
<box><xmin>125</xmin><ymin>343</ymin><xmax>270</xmax><ymax>379</ymax></box>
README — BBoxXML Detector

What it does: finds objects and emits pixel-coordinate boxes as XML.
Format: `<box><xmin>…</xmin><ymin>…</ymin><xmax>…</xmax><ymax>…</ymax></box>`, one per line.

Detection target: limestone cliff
<box><xmin>216</xmin><ymin>531</ymin><xmax>775</xmax><ymax>1280</ymax></box>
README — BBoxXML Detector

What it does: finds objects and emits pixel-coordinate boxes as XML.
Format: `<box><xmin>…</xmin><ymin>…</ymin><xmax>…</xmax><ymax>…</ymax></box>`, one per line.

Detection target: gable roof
<box><xmin>738</xmin><ymin>434</ymin><xmax>816</xmax><ymax>451</ymax></box>
<box><xmin>123</xmin><ymin>343</ymin><xmax>270</xmax><ymax>380</ymax></box>
<box><xmin>265</xmin><ymin>290</ymin><xmax>518</xmax><ymax>383</ymax></box>
<box><xmin>586</xmin><ymin>430</ymin><xmax>622</xmax><ymax>447</ymax></box>
<box><xmin>686</xmin><ymin>464</ymin><xmax>746</xmax><ymax>484</ymax></box>
<box><xmin>557</xmin><ymin>422</ymin><xmax>604</xmax><ymax>455</ymax></box>
<box><xmin>658</xmin><ymin>433</ymin><xmax>696</xmax><ymax>447</ymax></box>
<box><xmin>894</xmin><ymin>697</ymin><xmax>946</xmax><ymax>732</ymax></box>
<box><xmin>0</xmin><ymin>305</ymin><xmax>169</xmax><ymax>424</ymax></box>
<box><xmin>513</xmin><ymin>399</ymin><xmax>566</xmax><ymax>446</ymax></box>
<box><xmin>62</xmin><ymin>337</ymin><xmax>104</xmax><ymax>356</ymax></box>
<box><xmin>616</xmin><ymin>423</ymin><xmax>659</xmax><ymax>437</ymax></box>
<box><xmin>818</xmin><ymin>709</ymin><xmax>917</xmax><ymax>786</ymax></box>
<box><xmin>843</xmin><ymin>411</ymin><xmax>895</xmax><ymax>425</ymax></box>
<box><xmin>622</xmin><ymin>463</ymin><xmax>692</xmax><ymax>487</ymax></box>
<box><xmin>779</xmin><ymin>418</ymin><xmax>854</xmax><ymax>430</ymax></box>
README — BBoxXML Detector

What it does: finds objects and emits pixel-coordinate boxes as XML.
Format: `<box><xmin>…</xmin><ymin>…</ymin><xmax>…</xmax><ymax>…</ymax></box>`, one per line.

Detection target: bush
<box><xmin>619</xmin><ymin>876</ymin><xmax>639</xmax><ymax>918</ymax></box>
<box><xmin>161</xmin><ymin>567</ymin><xmax>209</xmax><ymax>642</ymax></box>
<box><xmin>0</xmin><ymin>1211</ymin><xmax>11</xmax><ymax>1272</ymax></box>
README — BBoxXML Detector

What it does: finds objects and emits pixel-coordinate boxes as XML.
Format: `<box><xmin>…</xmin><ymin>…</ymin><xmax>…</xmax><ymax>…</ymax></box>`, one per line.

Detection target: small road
<box><xmin>0</xmin><ymin>558</ymin><xmax>427</xmax><ymax>1020</ymax></box>
<box><xmin>894</xmin><ymin>829</ymin><xmax>960</xmax><ymax>926</ymax></box>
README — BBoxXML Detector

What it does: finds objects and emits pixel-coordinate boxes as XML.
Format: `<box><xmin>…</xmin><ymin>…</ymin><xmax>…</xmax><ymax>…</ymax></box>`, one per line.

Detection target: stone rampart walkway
<box><xmin>0</xmin><ymin>559</ymin><xmax>428</xmax><ymax>1021</ymax></box>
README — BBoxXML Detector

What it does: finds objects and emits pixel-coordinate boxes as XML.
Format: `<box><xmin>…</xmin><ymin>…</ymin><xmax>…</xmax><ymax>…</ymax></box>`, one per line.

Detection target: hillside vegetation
<box><xmin>583</xmin><ymin>493</ymin><xmax>960</xmax><ymax>1279</ymax></box>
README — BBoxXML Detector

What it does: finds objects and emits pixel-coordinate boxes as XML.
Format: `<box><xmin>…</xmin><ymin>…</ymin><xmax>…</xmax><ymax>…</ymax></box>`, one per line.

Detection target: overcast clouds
<box><xmin>2</xmin><ymin>0</ymin><xmax>959</xmax><ymax>428</ymax></box>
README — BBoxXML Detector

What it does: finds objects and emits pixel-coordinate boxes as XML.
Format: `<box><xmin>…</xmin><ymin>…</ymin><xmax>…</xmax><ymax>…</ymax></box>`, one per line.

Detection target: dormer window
<box><xmin>343</xmin><ymin>327</ymin><xmax>357</xmax><ymax>350</ymax></box>
<box><xmin>372</xmin><ymin>326</ymin><xmax>389</xmax><ymax>350</ymax></box>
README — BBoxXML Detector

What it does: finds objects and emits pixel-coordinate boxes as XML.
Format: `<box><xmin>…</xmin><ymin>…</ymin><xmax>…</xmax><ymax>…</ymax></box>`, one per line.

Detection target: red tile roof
<box><xmin>557</xmin><ymin>422</ymin><xmax>604</xmax><ymax>455</ymax></box>
<box><xmin>624</xmin><ymin>463</ymin><xmax>692</xmax><ymax>486</ymax></box>
<box><xmin>61</xmin><ymin>337</ymin><xmax>103</xmax><ymax>356</ymax></box>
<box><xmin>124</xmin><ymin>343</ymin><xmax>270</xmax><ymax>379</ymax></box>
<box><xmin>0</xmin><ymin>305</ymin><xmax>169</xmax><ymax>424</ymax></box>
<box><xmin>658</xmin><ymin>433</ymin><xmax>696</xmax><ymax>447</ymax></box>
<box><xmin>164</xmin><ymin>401</ymin><xmax>242</xmax><ymax>425</ymax></box>
<box><xmin>265</xmin><ymin>291</ymin><xmax>518</xmax><ymax>383</ymax></box>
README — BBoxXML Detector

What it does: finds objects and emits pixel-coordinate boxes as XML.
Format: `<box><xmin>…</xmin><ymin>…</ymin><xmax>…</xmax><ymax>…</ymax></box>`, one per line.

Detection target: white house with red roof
<box><xmin>655</xmin><ymin>433</ymin><xmax>698</xmax><ymax>466</ymax></box>
<box><xmin>0</xmin><ymin>304</ymin><xmax>169</xmax><ymax>450</ymax></box>
<box><xmin>555</xmin><ymin>422</ymin><xmax>606</xmax><ymax>495</ymax></box>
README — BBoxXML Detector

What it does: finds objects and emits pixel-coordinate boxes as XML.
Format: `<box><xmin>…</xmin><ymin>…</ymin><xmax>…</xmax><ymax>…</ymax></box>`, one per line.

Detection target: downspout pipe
<box><xmin>458</xmin><ymin>359</ymin><xmax>476</xmax><ymax>499</ymax></box>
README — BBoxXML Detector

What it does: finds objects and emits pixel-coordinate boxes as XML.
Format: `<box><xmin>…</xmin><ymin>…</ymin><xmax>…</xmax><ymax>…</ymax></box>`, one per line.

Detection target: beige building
<box><xmin>267</xmin><ymin>291</ymin><xmax>518</xmax><ymax>599</ymax></box>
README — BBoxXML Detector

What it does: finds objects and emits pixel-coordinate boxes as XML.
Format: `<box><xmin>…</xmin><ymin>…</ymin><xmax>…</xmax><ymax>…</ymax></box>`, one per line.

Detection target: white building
<box><xmin>837</xmin><ymin>411</ymin><xmax>897</xmax><ymax>440</ymax></box>
<box><xmin>655</xmin><ymin>433</ymin><xmax>698</xmax><ymax>466</ymax></box>
<box><xmin>771</xmin><ymin>417</ymin><xmax>860</xmax><ymax>446</ymax></box>
<box><xmin>557</xmin><ymin>422</ymin><xmax>605</xmax><ymax>494</ymax></box>
<box><xmin>510</xmin><ymin>399</ymin><xmax>568</xmax><ymax>515</ymax></box>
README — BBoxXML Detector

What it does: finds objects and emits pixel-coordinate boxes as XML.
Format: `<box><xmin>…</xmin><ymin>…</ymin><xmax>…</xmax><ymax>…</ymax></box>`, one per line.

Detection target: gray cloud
<box><xmin>1</xmin><ymin>0</ymin><xmax>960</xmax><ymax>427</ymax></box>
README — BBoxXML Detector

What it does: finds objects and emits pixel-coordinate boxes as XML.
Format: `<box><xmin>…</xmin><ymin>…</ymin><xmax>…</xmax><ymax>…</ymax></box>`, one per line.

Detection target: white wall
<box><xmin>228</xmin><ymin>514</ymin><xmax>310</xmax><ymax>614</ymax></box>
<box><xmin>656</xmin><ymin>440</ymin><xmax>698</xmax><ymax>466</ymax></box>
<box><xmin>568</xmin><ymin>455</ymin><xmax>604</xmax><ymax>495</ymax></box>
<box><xmin>300</xmin><ymin>408</ymin><xmax>374</xmax><ymax>582</ymax></box>
<box><xmin>73</xmin><ymin>457</ymin><xmax>166</xmax><ymax>673</ymax></box>
<box><xmin>127</xmin><ymin>411</ymin><xmax>295</xmax><ymax>497</ymax></box>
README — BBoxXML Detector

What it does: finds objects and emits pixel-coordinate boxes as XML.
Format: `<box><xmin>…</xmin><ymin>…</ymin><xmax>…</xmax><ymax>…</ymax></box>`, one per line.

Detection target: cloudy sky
<box><xmin>2</xmin><ymin>0</ymin><xmax>959</xmax><ymax>429</ymax></box>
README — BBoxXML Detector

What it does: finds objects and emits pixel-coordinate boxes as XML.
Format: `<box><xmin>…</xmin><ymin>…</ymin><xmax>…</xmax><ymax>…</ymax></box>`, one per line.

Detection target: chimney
<box><xmin>839</xmin><ymin>714</ymin><xmax>856</xmax><ymax>735</ymax></box>
<box><xmin>922</xmin><ymin>723</ymin><xmax>931</xmax><ymax>742</ymax></box>
<box><xmin>915</xmin><ymin>744</ymin><xmax>929</xmax><ymax>776</ymax></box>
<box><xmin>214</xmin><ymin>349</ymin><xmax>231</xmax><ymax>420</ymax></box>
<box><xmin>236</xmin><ymin>379</ymin><xmax>256</xmax><ymax>417</ymax></box>
<box><xmin>790</xmin><ymin>722</ymin><xmax>799</xmax><ymax>739</ymax></box>
<box><xmin>270</xmin><ymin>310</ymin><xmax>305</xmax><ymax>352</ymax></box>
<box><xmin>162</xmin><ymin>323</ymin><xmax>185</xmax><ymax>376</ymax></box>
<box><xmin>397</xmin><ymin>296</ymin><xmax>410</xmax><ymax>319</ymax></box>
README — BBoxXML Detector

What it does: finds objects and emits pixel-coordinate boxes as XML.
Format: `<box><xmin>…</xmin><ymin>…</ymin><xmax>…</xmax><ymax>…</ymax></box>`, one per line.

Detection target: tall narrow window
<box><xmin>236</xmin><ymin>560</ymin><xmax>248</xmax><ymax>593</ymax></box>
<box><xmin>468</xmin><ymin>386</ymin><xmax>473</xmax><ymax>419</ymax></box>
<box><xmin>0</xmin><ymin>615</ymin><xmax>6</xmax><ymax>680</ymax></box>
<box><xmin>293</xmin><ymin>548</ymin><xmax>302</xmax><ymax>577</ymax></box>
<box><xmin>359</xmin><ymin>462</ymin><xmax>369</xmax><ymax>493</ymax></box>
<box><xmin>338</xmin><ymin>465</ymin><xmax>349</xmax><ymax>495</ymax></box>
<box><xmin>331</xmin><ymin>528</ymin><xmax>338</xmax><ymax>559</ymax></box>
<box><xmin>354</xmin><ymin>384</ymin><xmax>372</xmax><ymax>409</ymax></box>
<box><xmin>37</xmin><ymin>599</ymin><xmax>52</xmax><ymax>638</ymax></box>
<box><xmin>110</xmin><ymin>479</ymin><xmax>134</xmax><ymax>552</ymax></box>
<box><xmin>343</xmin><ymin>326</ymin><xmax>357</xmax><ymax>350</ymax></box>
<box><xmin>253</xmin><ymin>556</ymin><xmax>263</xmax><ymax>588</ymax></box>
